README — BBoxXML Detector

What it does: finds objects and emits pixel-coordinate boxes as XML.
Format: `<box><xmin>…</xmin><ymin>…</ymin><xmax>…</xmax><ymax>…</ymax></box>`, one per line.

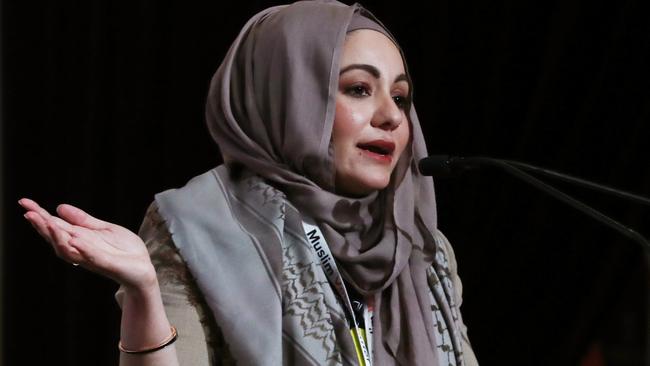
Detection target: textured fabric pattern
<box><xmin>149</xmin><ymin>165</ymin><xmax>478</xmax><ymax>365</ymax></box>
<box><xmin>125</xmin><ymin>195</ymin><xmax>478</xmax><ymax>365</ymax></box>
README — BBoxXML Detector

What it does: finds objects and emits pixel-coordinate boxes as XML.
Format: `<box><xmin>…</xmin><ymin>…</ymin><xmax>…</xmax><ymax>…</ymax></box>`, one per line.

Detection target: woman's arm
<box><xmin>118</xmin><ymin>281</ymin><xmax>179</xmax><ymax>366</ymax></box>
<box><xmin>116</xmin><ymin>201</ymin><xmax>216</xmax><ymax>366</ymax></box>
<box><xmin>18</xmin><ymin>198</ymin><xmax>179</xmax><ymax>366</ymax></box>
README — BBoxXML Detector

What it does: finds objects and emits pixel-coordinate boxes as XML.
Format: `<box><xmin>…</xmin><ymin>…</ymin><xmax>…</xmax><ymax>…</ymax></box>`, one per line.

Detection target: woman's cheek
<box><xmin>333</xmin><ymin>100</ymin><xmax>364</xmax><ymax>145</ymax></box>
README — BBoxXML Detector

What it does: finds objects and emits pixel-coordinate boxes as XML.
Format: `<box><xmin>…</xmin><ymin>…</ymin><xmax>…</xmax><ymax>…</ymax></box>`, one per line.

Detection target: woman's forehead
<box><xmin>340</xmin><ymin>30</ymin><xmax>406</xmax><ymax>77</ymax></box>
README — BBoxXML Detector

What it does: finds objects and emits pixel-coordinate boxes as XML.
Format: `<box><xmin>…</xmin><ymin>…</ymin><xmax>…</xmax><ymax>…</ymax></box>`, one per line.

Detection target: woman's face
<box><xmin>332</xmin><ymin>29</ymin><xmax>411</xmax><ymax>197</ymax></box>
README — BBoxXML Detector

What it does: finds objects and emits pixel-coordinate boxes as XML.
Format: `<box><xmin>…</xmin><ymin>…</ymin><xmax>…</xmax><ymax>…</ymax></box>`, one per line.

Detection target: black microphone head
<box><xmin>418</xmin><ymin>155</ymin><xmax>454</xmax><ymax>177</ymax></box>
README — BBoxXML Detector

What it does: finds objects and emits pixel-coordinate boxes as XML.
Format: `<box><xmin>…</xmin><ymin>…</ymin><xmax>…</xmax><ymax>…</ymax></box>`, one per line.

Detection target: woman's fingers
<box><xmin>23</xmin><ymin>211</ymin><xmax>54</xmax><ymax>243</ymax></box>
<box><xmin>18</xmin><ymin>198</ymin><xmax>54</xmax><ymax>221</ymax></box>
<box><xmin>46</xmin><ymin>220</ymin><xmax>82</xmax><ymax>264</ymax></box>
<box><xmin>19</xmin><ymin>199</ymin><xmax>85</xmax><ymax>261</ymax></box>
<box><xmin>56</xmin><ymin>204</ymin><xmax>112</xmax><ymax>230</ymax></box>
<box><xmin>19</xmin><ymin>198</ymin><xmax>113</xmax><ymax>231</ymax></box>
<box><xmin>19</xmin><ymin>198</ymin><xmax>58</xmax><ymax>242</ymax></box>
<box><xmin>23</xmin><ymin>209</ymin><xmax>76</xmax><ymax>244</ymax></box>
<box><xmin>20</xmin><ymin>198</ymin><xmax>111</xmax><ymax>245</ymax></box>
<box><xmin>50</xmin><ymin>215</ymin><xmax>75</xmax><ymax>232</ymax></box>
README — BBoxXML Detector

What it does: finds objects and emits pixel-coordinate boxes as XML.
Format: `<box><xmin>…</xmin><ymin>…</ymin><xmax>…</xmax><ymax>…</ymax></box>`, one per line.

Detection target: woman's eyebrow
<box><xmin>394</xmin><ymin>74</ymin><xmax>409</xmax><ymax>84</ymax></box>
<box><xmin>340</xmin><ymin>63</ymin><xmax>380</xmax><ymax>78</ymax></box>
<box><xmin>339</xmin><ymin>64</ymin><xmax>409</xmax><ymax>85</ymax></box>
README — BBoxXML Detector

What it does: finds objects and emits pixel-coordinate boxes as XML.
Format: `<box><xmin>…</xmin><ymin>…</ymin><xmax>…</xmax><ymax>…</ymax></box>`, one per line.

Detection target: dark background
<box><xmin>3</xmin><ymin>0</ymin><xmax>649</xmax><ymax>365</ymax></box>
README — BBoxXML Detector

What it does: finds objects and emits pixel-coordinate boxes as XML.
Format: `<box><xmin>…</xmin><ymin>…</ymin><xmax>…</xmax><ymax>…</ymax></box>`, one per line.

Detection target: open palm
<box><xmin>19</xmin><ymin>198</ymin><xmax>156</xmax><ymax>291</ymax></box>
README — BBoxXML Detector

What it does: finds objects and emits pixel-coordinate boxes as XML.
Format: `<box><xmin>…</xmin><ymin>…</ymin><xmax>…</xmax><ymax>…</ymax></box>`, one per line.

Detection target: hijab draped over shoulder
<box><xmin>158</xmin><ymin>1</ymin><xmax>468</xmax><ymax>365</ymax></box>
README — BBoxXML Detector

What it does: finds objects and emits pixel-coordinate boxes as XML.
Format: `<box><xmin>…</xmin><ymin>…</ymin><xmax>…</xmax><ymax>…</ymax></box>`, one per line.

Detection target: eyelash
<box><xmin>393</xmin><ymin>95</ymin><xmax>411</xmax><ymax>110</ymax></box>
<box><xmin>344</xmin><ymin>84</ymin><xmax>411</xmax><ymax>110</ymax></box>
<box><xmin>346</xmin><ymin>84</ymin><xmax>371</xmax><ymax>97</ymax></box>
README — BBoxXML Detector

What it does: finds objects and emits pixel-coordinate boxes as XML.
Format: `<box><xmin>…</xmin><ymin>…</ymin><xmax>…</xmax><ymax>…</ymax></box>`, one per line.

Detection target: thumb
<box><xmin>56</xmin><ymin>204</ymin><xmax>112</xmax><ymax>230</ymax></box>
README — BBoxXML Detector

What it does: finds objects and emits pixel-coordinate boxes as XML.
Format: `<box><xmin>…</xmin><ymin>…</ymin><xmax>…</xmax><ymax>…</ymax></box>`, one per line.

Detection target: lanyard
<box><xmin>301</xmin><ymin>218</ymin><xmax>373</xmax><ymax>366</ymax></box>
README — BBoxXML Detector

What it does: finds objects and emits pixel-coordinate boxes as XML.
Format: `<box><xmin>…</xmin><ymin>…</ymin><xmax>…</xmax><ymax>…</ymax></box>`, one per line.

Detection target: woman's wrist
<box><xmin>121</xmin><ymin>263</ymin><xmax>160</xmax><ymax>299</ymax></box>
<box><xmin>119</xmin><ymin>277</ymin><xmax>172</xmax><ymax>349</ymax></box>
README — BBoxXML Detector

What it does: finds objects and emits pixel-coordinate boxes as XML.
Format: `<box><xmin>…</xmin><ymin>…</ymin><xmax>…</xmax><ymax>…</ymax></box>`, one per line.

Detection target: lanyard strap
<box><xmin>301</xmin><ymin>218</ymin><xmax>373</xmax><ymax>366</ymax></box>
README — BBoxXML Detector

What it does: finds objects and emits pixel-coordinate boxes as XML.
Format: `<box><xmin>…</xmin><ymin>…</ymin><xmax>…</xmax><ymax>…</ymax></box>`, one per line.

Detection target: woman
<box><xmin>19</xmin><ymin>1</ymin><xmax>478</xmax><ymax>365</ymax></box>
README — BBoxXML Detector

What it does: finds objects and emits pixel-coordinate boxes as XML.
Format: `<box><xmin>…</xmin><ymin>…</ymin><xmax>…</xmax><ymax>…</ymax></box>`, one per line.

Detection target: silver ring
<box><xmin>72</xmin><ymin>263</ymin><xmax>80</xmax><ymax>267</ymax></box>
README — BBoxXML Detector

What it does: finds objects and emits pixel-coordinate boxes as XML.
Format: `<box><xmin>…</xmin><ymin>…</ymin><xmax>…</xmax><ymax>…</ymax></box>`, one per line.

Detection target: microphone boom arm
<box><xmin>464</xmin><ymin>156</ymin><xmax>650</xmax><ymax>252</ymax></box>
<box><xmin>503</xmin><ymin>159</ymin><xmax>650</xmax><ymax>207</ymax></box>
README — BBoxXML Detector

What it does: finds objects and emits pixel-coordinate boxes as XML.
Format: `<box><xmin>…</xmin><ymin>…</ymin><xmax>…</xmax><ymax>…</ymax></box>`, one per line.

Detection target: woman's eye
<box><xmin>346</xmin><ymin>85</ymin><xmax>370</xmax><ymax>97</ymax></box>
<box><xmin>393</xmin><ymin>95</ymin><xmax>411</xmax><ymax>110</ymax></box>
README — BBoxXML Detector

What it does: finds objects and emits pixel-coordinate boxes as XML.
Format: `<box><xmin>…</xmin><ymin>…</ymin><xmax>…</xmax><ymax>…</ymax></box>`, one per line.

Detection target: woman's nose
<box><xmin>371</xmin><ymin>92</ymin><xmax>402</xmax><ymax>131</ymax></box>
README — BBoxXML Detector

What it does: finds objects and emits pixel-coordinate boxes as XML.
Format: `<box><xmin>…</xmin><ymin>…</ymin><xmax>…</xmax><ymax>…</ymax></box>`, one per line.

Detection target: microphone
<box><xmin>417</xmin><ymin>155</ymin><xmax>473</xmax><ymax>178</ymax></box>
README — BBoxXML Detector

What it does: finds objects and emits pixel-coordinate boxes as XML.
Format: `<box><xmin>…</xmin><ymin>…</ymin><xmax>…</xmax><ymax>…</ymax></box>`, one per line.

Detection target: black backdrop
<box><xmin>3</xmin><ymin>1</ymin><xmax>649</xmax><ymax>365</ymax></box>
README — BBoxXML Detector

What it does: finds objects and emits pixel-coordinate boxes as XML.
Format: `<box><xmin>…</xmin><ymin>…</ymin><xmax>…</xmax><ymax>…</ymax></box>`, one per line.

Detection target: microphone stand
<box><xmin>456</xmin><ymin>156</ymin><xmax>650</xmax><ymax>250</ymax></box>
<box><xmin>503</xmin><ymin>159</ymin><xmax>650</xmax><ymax>207</ymax></box>
<box><xmin>423</xmin><ymin>155</ymin><xmax>650</xmax><ymax>365</ymax></box>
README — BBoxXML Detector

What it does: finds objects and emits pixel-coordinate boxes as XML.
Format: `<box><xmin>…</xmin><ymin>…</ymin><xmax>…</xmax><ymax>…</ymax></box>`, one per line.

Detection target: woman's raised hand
<box><xmin>18</xmin><ymin>198</ymin><xmax>157</xmax><ymax>292</ymax></box>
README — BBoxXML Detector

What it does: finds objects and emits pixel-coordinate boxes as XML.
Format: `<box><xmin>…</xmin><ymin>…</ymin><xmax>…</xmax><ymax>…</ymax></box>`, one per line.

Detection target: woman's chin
<box><xmin>335</xmin><ymin>174</ymin><xmax>390</xmax><ymax>197</ymax></box>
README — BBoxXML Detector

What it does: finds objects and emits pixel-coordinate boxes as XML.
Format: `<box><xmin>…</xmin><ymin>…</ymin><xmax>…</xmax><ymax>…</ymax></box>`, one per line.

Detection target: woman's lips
<box><xmin>357</xmin><ymin>140</ymin><xmax>395</xmax><ymax>164</ymax></box>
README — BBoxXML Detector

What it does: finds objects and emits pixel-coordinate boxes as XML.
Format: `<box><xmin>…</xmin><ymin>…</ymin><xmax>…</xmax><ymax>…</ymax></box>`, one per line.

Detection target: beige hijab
<box><xmin>199</xmin><ymin>0</ymin><xmax>463</xmax><ymax>364</ymax></box>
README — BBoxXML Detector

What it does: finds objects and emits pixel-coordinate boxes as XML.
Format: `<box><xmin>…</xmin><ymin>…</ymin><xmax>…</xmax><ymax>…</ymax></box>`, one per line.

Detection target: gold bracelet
<box><xmin>118</xmin><ymin>326</ymin><xmax>178</xmax><ymax>354</ymax></box>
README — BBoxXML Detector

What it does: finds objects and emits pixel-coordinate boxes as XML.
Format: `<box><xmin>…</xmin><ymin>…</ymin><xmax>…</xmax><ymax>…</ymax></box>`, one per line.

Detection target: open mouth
<box><xmin>357</xmin><ymin>140</ymin><xmax>396</xmax><ymax>161</ymax></box>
